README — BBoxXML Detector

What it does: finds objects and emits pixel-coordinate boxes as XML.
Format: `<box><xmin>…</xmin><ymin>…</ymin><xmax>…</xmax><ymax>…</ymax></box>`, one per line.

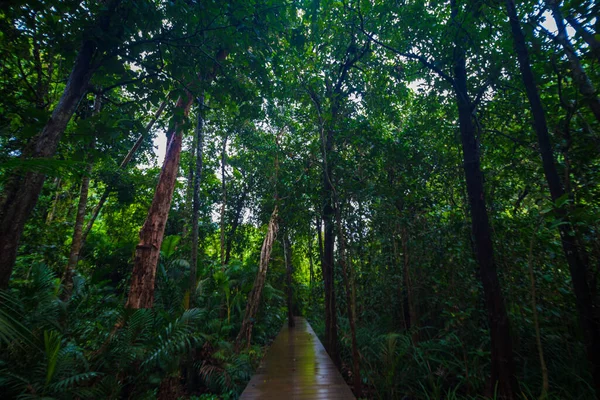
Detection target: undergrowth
<box><xmin>0</xmin><ymin>255</ymin><xmax>285</xmax><ymax>399</ymax></box>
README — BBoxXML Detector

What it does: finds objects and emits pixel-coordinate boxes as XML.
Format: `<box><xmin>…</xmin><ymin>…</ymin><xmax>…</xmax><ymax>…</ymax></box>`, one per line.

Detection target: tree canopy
<box><xmin>1</xmin><ymin>0</ymin><xmax>599</xmax><ymax>399</ymax></box>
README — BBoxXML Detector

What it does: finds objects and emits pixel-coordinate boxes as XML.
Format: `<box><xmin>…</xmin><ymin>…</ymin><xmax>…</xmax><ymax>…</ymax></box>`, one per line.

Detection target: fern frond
<box><xmin>49</xmin><ymin>371</ymin><xmax>100</xmax><ymax>391</ymax></box>
<box><xmin>124</xmin><ymin>308</ymin><xmax>153</xmax><ymax>346</ymax></box>
<box><xmin>0</xmin><ymin>369</ymin><xmax>32</xmax><ymax>394</ymax></box>
<box><xmin>0</xmin><ymin>290</ymin><xmax>34</xmax><ymax>347</ymax></box>
<box><xmin>141</xmin><ymin>309</ymin><xmax>202</xmax><ymax>369</ymax></box>
<box><xmin>43</xmin><ymin>330</ymin><xmax>62</xmax><ymax>385</ymax></box>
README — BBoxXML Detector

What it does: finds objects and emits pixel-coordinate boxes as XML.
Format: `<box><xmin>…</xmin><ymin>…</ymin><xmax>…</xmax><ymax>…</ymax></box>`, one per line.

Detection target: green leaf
<box><xmin>161</xmin><ymin>235</ymin><xmax>181</xmax><ymax>259</ymax></box>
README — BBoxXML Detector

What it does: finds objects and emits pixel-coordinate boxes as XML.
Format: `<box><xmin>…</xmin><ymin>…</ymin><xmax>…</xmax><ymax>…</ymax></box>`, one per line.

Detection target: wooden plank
<box><xmin>240</xmin><ymin>317</ymin><xmax>355</xmax><ymax>399</ymax></box>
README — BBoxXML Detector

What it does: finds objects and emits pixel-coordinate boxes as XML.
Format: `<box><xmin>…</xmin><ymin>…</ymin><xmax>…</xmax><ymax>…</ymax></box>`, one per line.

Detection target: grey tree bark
<box><xmin>235</xmin><ymin>206</ymin><xmax>279</xmax><ymax>350</ymax></box>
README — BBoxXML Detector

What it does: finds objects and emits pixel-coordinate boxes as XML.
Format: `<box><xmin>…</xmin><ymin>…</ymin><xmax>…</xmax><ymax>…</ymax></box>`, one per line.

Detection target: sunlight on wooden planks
<box><xmin>240</xmin><ymin>317</ymin><xmax>355</xmax><ymax>399</ymax></box>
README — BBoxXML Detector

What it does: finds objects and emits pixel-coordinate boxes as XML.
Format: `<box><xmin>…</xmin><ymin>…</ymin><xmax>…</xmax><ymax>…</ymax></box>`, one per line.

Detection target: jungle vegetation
<box><xmin>0</xmin><ymin>0</ymin><xmax>599</xmax><ymax>399</ymax></box>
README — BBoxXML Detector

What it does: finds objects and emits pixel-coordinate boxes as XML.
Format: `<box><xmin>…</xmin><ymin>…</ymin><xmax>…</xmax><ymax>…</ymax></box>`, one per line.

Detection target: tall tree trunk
<box><xmin>189</xmin><ymin>96</ymin><xmax>204</xmax><ymax>308</ymax></box>
<box><xmin>236</xmin><ymin>206</ymin><xmax>279</xmax><ymax>351</ymax></box>
<box><xmin>307</xmin><ymin>235</ymin><xmax>315</xmax><ymax>310</ymax></box>
<box><xmin>393</xmin><ymin>233</ymin><xmax>408</xmax><ymax>331</ymax></box>
<box><xmin>46</xmin><ymin>178</ymin><xmax>62</xmax><ymax>225</ymax></box>
<box><xmin>183</xmin><ymin>111</ymin><xmax>197</xmax><ymax>242</ymax></box>
<box><xmin>505</xmin><ymin>1</ymin><xmax>600</xmax><ymax>394</ymax></box>
<box><xmin>31</xmin><ymin>19</ymin><xmax>52</xmax><ymax>111</ymax></box>
<box><xmin>322</xmin><ymin>128</ymin><xmax>340</xmax><ymax>367</ymax></box>
<box><xmin>566</xmin><ymin>15</ymin><xmax>600</xmax><ymax>63</ymax></box>
<box><xmin>401</xmin><ymin>227</ymin><xmax>418</xmax><ymax>345</ymax></box>
<box><xmin>528</xmin><ymin>221</ymin><xmax>549</xmax><ymax>400</ymax></box>
<box><xmin>546</xmin><ymin>1</ymin><xmax>600</xmax><ymax>123</ymax></box>
<box><xmin>0</xmin><ymin>33</ymin><xmax>100</xmax><ymax>289</ymax></box>
<box><xmin>125</xmin><ymin>94</ymin><xmax>194</xmax><ymax>309</ymax></box>
<box><xmin>335</xmin><ymin>203</ymin><xmax>361</xmax><ymax>397</ymax></box>
<box><xmin>62</xmin><ymin>96</ymin><xmax>102</xmax><ymax>300</ymax></box>
<box><xmin>81</xmin><ymin>99</ymin><xmax>168</xmax><ymax>246</ymax></box>
<box><xmin>452</xmin><ymin>2</ymin><xmax>517</xmax><ymax>397</ymax></box>
<box><xmin>313</xmin><ymin>47</ymin><xmax>365</xmax><ymax>366</ymax></box>
<box><xmin>283</xmin><ymin>232</ymin><xmax>295</xmax><ymax>328</ymax></box>
<box><xmin>235</xmin><ymin>123</ymin><xmax>281</xmax><ymax>350</ymax></box>
<box><xmin>315</xmin><ymin>215</ymin><xmax>324</xmax><ymax>311</ymax></box>
<box><xmin>316</xmin><ymin>215</ymin><xmax>324</xmax><ymax>269</ymax></box>
<box><xmin>185</xmin><ymin>96</ymin><xmax>204</xmax><ymax>394</ymax></box>
<box><xmin>61</xmin><ymin>151</ymin><xmax>93</xmax><ymax>301</ymax></box>
<box><xmin>225</xmin><ymin>182</ymin><xmax>249</xmax><ymax>265</ymax></box>
<box><xmin>308</xmin><ymin>224</ymin><xmax>315</xmax><ymax>290</ymax></box>
<box><xmin>220</xmin><ymin>135</ymin><xmax>228</xmax><ymax>266</ymax></box>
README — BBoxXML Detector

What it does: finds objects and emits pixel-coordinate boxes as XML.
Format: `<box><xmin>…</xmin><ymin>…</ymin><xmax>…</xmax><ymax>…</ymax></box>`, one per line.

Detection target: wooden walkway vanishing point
<box><xmin>240</xmin><ymin>317</ymin><xmax>356</xmax><ymax>399</ymax></box>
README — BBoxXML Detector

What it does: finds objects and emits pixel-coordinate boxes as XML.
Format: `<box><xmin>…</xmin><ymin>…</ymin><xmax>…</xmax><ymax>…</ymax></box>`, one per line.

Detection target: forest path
<box><xmin>240</xmin><ymin>316</ymin><xmax>355</xmax><ymax>399</ymax></box>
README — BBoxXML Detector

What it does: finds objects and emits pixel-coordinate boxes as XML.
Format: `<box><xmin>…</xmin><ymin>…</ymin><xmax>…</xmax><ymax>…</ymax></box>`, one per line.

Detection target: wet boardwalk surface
<box><xmin>240</xmin><ymin>317</ymin><xmax>355</xmax><ymax>399</ymax></box>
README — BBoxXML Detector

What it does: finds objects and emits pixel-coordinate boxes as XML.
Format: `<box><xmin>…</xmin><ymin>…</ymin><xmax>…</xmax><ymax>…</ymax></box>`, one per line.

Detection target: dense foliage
<box><xmin>1</xmin><ymin>0</ymin><xmax>599</xmax><ymax>399</ymax></box>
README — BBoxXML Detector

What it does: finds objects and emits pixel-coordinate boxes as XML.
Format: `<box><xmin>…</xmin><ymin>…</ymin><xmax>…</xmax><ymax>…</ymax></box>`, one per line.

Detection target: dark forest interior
<box><xmin>1</xmin><ymin>0</ymin><xmax>600</xmax><ymax>399</ymax></box>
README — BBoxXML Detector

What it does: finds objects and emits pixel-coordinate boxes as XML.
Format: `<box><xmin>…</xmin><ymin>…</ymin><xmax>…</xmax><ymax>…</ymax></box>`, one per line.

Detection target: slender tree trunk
<box><xmin>317</xmin><ymin>85</ymin><xmax>341</xmax><ymax>365</ymax></box>
<box><xmin>455</xmin><ymin>68</ymin><xmax>517</xmax><ymax>400</ymax></box>
<box><xmin>235</xmin><ymin>123</ymin><xmax>281</xmax><ymax>350</ymax></box>
<box><xmin>528</xmin><ymin>222</ymin><xmax>549</xmax><ymax>399</ymax></box>
<box><xmin>31</xmin><ymin>22</ymin><xmax>51</xmax><ymax>111</ymax></box>
<box><xmin>62</xmin><ymin>96</ymin><xmax>102</xmax><ymax>300</ymax></box>
<box><xmin>315</xmin><ymin>215</ymin><xmax>324</xmax><ymax>311</ymax></box>
<box><xmin>81</xmin><ymin>99</ymin><xmax>168</xmax><ymax>245</ymax></box>
<box><xmin>335</xmin><ymin>204</ymin><xmax>361</xmax><ymax>397</ymax></box>
<box><xmin>125</xmin><ymin>94</ymin><xmax>194</xmax><ymax>309</ymax></box>
<box><xmin>185</xmin><ymin>96</ymin><xmax>204</xmax><ymax>394</ymax></box>
<box><xmin>566</xmin><ymin>15</ymin><xmax>600</xmax><ymax>63</ymax></box>
<box><xmin>315</xmin><ymin>66</ymin><xmax>364</xmax><ymax>369</ymax></box>
<box><xmin>322</xmin><ymin>151</ymin><xmax>340</xmax><ymax>367</ymax></box>
<box><xmin>61</xmin><ymin>152</ymin><xmax>93</xmax><ymax>300</ymax></box>
<box><xmin>546</xmin><ymin>1</ymin><xmax>600</xmax><ymax>123</ymax></box>
<box><xmin>189</xmin><ymin>96</ymin><xmax>204</xmax><ymax>308</ymax></box>
<box><xmin>120</xmin><ymin>100</ymin><xmax>169</xmax><ymax>169</ymax></box>
<box><xmin>393</xmin><ymin>233</ymin><xmax>408</xmax><ymax>331</ymax></box>
<box><xmin>225</xmin><ymin>182</ymin><xmax>249</xmax><ymax>265</ymax></box>
<box><xmin>46</xmin><ymin>178</ymin><xmax>62</xmax><ymax>225</ymax></box>
<box><xmin>308</xmin><ymin>225</ymin><xmax>315</xmax><ymax>290</ymax></box>
<box><xmin>284</xmin><ymin>232</ymin><xmax>295</xmax><ymax>328</ymax></box>
<box><xmin>316</xmin><ymin>215</ymin><xmax>324</xmax><ymax>269</ymax></box>
<box><xmin>452</xmin><ymin>2</ymin><xmax>517</xmax><ymax>397</ymax></box>
<box><xmin>236</xmin><ymin>206</ymin><xmax>279</xmax><ymax>350</ymax></box>
<box><xmin>505</xmin><ymin>1</ymin><xmax>600</xmax><ymax>395</ymax></box>
<box><xmin>402</xmin><ymin>227</ymin><xmax>418</xmax><ymax>344</ymax></box>
<box><xmin>220</xmin><ymin>135</ymin><xmax>228</xmax><ymax>266</ymax></box>
<box><xmin>183</xmin><ymin>112</ymin><xmax>197</xmax><ymax>242</ymax></box>
<box><xmin>311</xmin><ymin>42</ymin><xmax>365</xmax><ymax>373</ymax></box>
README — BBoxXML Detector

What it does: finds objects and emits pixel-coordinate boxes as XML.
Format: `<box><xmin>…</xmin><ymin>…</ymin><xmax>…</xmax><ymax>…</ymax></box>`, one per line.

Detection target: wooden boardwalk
<box><xmin>240</xmin><ymin>317</ymin><xmax>355</xmax><ymax>399</ymax></box>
